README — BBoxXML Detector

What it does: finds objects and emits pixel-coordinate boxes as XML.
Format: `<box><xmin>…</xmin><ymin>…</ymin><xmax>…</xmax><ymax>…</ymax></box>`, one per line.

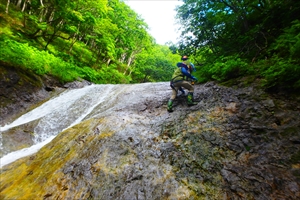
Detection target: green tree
<box><xmin>1</xmin><ymin>0</ymin><xmax>181</xmax><ymax>84</ymax></box>
<box><xmin>131</xmin><ymin>45</ymin><xmax>180</xmax><ymax>82</ymax></box>
<box><xmin>176</xmin><ymin>0</ymin><xmax>300</xmax><ymax>60</ymax></box>
<box><xmin>108</xmin><ymin>0</ymin><xmax>153</xmax><ymax>72</ymax></box>
<box><xmin>175</xmin><ymin>0</ymin><xmax>300</xmax><ymax>91</ymax></box>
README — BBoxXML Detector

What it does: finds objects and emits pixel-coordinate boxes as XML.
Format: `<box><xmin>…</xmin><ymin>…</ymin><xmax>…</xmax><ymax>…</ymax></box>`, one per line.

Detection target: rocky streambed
<box><xmin>0</xmin><ymin>77</ymin><xmax>300</xmax><ymax>199</ymax></box>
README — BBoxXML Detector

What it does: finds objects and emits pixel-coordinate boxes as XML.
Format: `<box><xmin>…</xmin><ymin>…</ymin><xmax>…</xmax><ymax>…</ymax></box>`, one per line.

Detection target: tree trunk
<box><xmin>38</xmin><ymin>6</ymin><xmax>47</xmax><ymax>22</ymax></box>
<box><xmin>123</xmin><ymin>55</ymin><xmax>133</xmax><ymax>75</ymax></box>
<box><xmin>23</xmin><ymin>12</ymin><xmax>26</xmax><ymax>28</ymax></box>
<box><xmin>5</xmin><ymin>0</ymin><xmax>10</xmax><ymax>14</ymax></box>
<box><xmin>106</xmin><ymin>59</ymin><xmax>111</xmax><ymax>65</ymax></box>
<box><xmin>16</xmin><ymin>0</ymin><xmax>22</xmax><ymax>8</ymax></box>
<box><xmin>68</xmin><ymin>34</ymin><xmax>78</xmax><ymax>53</ymax></box>
<box><xmin>21</xmin><ymin>0</ymin><xmax>27</xmax><ymax>12</ymax></box>
<box><xmin>123</xmin><ymin>50</ymin><xmax>140</xmax><ymax>75</ymax></box>
<box><xmin>44</xmin><ymin>20</ymin><xmax>63</xmax><ymax>49</ymax></box>
<box><xmin>47</xmin><ymin>9</ymin><xmax>55</xmax><ymax>23</ymax></box>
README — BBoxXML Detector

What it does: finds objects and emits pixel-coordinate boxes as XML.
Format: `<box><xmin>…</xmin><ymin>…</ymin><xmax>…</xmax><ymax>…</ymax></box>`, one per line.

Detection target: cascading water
<box><xmin>0</xmin><ymin>84</ymin><xmax>130</xmax><ymax>167</ymax></box>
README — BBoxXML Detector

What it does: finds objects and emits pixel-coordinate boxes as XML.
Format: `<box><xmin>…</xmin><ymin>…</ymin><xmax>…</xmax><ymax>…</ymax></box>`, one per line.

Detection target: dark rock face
<box><xmin>0</xmin><ymin>68</ymin><xmax>300</xmax><ymax>199</ymax></box>
<box><xmin>0</xmin><ymin>61</ymin><xmax>60</xmax><ymax>125</ymax></box>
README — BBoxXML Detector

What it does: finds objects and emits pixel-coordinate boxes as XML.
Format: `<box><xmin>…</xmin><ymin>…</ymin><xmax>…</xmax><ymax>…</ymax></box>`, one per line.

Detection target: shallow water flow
<box><xmin>0</xmin><ymin>84</ymin><xmax>118</xmax><ymax>166</ymax></box>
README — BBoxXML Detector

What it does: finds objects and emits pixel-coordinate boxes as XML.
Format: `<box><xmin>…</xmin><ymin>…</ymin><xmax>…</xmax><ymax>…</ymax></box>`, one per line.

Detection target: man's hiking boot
<box><xmin>167</xmin><ymin>100</ymin><xmax>173</xmax><ymax>112</ymax></box>
<box><xmin>187</xmin><ymin>92</ymin><xmax>198</xmax><ymax>106</ymax></box>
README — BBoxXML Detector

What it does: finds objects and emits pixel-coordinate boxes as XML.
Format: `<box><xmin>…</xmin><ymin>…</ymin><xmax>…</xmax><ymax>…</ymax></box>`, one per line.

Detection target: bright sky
<box><xmin>125</xmin><ymin>0</ymin><xmax>184</xmax><ymax>45</ymax></box>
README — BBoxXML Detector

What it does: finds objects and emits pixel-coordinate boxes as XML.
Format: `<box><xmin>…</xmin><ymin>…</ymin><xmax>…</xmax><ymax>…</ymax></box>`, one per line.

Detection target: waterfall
<box><xmin>0</xmin><ymin>84</ymin><xmax>121</xmax><ymax>167</ymax></box>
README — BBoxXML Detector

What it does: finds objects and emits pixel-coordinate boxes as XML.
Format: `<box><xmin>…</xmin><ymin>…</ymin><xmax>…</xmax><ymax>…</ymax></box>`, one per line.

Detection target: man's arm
<box><xmin>181</xmin><ymin>67</ymin><xmax>197</xmax><ymax>80</ymax></box>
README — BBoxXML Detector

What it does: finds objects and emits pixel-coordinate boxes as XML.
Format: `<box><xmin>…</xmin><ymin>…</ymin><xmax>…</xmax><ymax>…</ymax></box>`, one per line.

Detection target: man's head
<box><xmin>181</xmin><ymin>55</ymin><xmax>188</xmax><ymax>61</ymax></box>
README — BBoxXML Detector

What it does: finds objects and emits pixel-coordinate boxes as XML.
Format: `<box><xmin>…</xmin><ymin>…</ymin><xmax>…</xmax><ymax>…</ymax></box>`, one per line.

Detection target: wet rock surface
<box><xmin>0</xmin><ymin>80</ymin><xmax>300</xmax><ymax>199</ymax></box>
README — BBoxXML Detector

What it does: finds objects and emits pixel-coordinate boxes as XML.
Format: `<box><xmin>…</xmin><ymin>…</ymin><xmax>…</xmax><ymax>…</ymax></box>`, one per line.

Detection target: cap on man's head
<box><xmin>181</xmin><ymin>56</ymin><xmax>188</xmax><ymax>61</ymax></box>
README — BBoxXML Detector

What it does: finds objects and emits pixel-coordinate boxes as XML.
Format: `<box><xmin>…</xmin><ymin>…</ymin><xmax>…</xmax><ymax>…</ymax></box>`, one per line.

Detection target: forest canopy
<box><xmin>0</xmin><ymin>0</ymin><xmax>299</xmax><ymax>91</ymax></box>
<box><xmin>175</xmin><ymin>0</ymin><xmax>300</xmax><ymax>91</ymax></box>
<box><xmin>0</xmin><ymin>0</ymin><xmax>179</xmax><ymax>83</ymax></box>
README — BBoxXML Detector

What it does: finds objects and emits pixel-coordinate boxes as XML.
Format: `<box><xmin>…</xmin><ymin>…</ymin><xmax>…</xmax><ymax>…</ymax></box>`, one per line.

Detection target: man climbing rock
<box><xmin>177</xmin><ymin>56</ymin><xmax>196</xmax><ymax>95</ymax></box>
<box><xmin>167</xmin><ymin>56</ymin><xmax>198</xmax><ymax>112</ymax></box>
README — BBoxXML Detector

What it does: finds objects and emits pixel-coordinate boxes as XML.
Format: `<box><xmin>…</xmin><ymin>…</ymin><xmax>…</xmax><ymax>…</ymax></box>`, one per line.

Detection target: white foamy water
<box><xmin>0</xmin><ymin>82</ymin><xmax>167</xmax><ymax>168</ymax></box>
<box><xmin>0</xmin><ymin>136</ymin><xmax>55</xmax><ymax>168</ymax></box>
<box><xmin>1</xmin><ymin>84</ymin><xmax>111</xmax><ymax>132</ymax></box>
<box><xmin>0</xmin><ymin>84</ymin><xmax>118</xmax><ymax>167</ymax></box>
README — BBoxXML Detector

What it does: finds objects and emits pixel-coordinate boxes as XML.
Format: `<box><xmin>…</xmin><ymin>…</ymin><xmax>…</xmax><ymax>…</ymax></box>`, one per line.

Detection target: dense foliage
<box><xmin>1</xmin><ymin>0</ymin><xmax>299</xmax><ymax>91</ymax></box>
<box><xmin>176</xmin><ymin>0</ymin><xmax>300</xmax><ymax>91</ymax></box>
<box><xmin>0</xmin><ymin>0</ymin><xmax>179</xmax><ymax>83</ymax></box>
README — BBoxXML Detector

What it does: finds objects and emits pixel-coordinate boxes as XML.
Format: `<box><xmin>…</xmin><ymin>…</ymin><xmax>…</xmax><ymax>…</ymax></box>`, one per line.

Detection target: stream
<box><xmin>0</xmin><ymin>83</ymin><xmax>146</xmax><ymax>167</ymax></box>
